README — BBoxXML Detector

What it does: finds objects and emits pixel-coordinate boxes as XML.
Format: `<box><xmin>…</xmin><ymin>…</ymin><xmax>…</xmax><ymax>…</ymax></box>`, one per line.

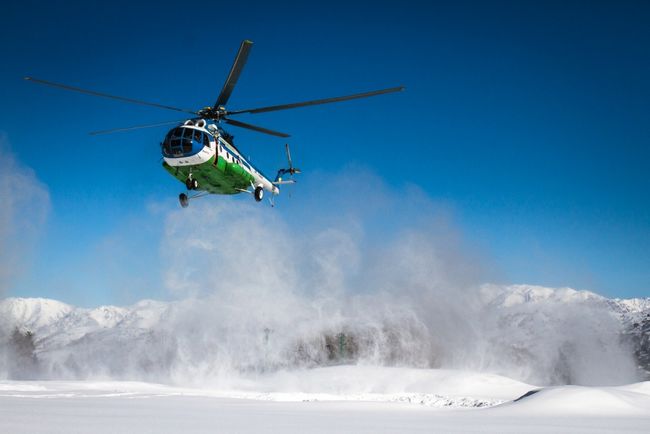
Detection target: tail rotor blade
<box><xmin>285</xmin><ymin>143</ymin><xmax>293</xmax><ymax>169</ymax></box>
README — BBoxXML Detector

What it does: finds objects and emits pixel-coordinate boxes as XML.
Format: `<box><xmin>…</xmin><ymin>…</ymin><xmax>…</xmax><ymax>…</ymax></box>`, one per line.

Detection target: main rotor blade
<box><xmin>89</xmin><ymin>119</ymin><xmax>184</xmax><ymax>136</ymax></box>
<box><xmin>214</xmin><ymin>40</ymin><xmax>253</xmax><ymax>108</ymax></box>
<box><xmin>224</xmin><ymin>118</ymin><xmax>290</xmax><ymax>138</ymax></box>
<box><xmin>24</xmin><ymin>77</ymin><xmax>198</xmax><ymax>115</ymax></box>
<box><xmin>228</xmin><ymin>86</ymin><xmax>405</xmax><ymax>115</ymax></box>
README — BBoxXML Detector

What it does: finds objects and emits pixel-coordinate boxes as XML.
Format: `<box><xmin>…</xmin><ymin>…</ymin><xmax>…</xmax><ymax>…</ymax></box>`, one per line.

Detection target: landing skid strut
<box><xmin>178</xmin><ymin>191</ymin><xmax>209</xmax><ymax>208</ymax></box>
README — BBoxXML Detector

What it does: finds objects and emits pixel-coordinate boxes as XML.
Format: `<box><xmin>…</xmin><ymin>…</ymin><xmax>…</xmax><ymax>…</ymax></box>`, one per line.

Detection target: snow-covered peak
<box><xmin>87</xmin><ymin>306</ymin><xmax>129</xmax><ymax>328</ymax></box>
<box><xmin>0</xmin><ymin>297</ymin><xmax>173</xmax><ymax>353</ymax></box>
<box><xmin>480</xmin><ymin>284</ymin><xmax>605</xmax><ymax>308</ymax></box>
<box><xmin>610</xmin><ymin>298</ymin><xmax>650</xmax><ymax>315</ymax></box>
<box><xmin>0</xmin><ymin>297</ymin><xmax>73</xmax><ymax>331</ymax></box>
<box><xmin>127</xmin><ymin>299</ymin><xmax>169</xmax><ymax>328</ymax></box>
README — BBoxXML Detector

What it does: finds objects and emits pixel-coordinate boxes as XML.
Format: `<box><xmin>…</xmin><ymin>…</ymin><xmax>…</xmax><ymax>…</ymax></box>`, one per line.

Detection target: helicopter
<box><xmin>25</xmin><ymin>40</ymin><xmax>404</xmax><ymax>207</ymax></box>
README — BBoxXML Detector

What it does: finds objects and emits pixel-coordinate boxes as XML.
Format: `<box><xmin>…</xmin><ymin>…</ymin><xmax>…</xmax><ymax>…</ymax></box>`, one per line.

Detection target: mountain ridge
<box><xmin>1</xmin><ymin>284</ymin><xmax>648</xmax><ymax>384</ymax></box>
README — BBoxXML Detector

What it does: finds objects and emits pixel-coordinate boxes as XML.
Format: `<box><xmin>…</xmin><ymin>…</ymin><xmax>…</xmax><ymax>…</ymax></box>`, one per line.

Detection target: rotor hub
<box><xmin>198</xmin><ymin>106</ymin><xmax>227</xmax><ymax>120</ymax></box>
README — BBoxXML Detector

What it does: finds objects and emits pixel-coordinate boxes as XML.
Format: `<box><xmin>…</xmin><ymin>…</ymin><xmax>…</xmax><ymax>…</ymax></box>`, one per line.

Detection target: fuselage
<box><xmin>161</xmin><ymin>119</ymin><xmax>278</xmax><ymax>196</ymax></box>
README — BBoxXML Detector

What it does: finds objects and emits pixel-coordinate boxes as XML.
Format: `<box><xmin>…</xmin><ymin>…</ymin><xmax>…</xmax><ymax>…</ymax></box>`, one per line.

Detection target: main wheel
<box><xmin>191</xmin><ymin>178</ymin><xmax>199</xmax><ymax>190</ymax></box>
<box><xmin>254</xmin><ymin>186</ymin><xmax>264</xmax><ymax>202</ymax></box>
<box><xmin>185</xmin><ymin>178</ymin><xmax>193</xmax><ymax>190</ymax></box>
<box><xmin>179</xmin><ymin>193</ymin><xmax>189</xmax><ymax>208</ymax></box>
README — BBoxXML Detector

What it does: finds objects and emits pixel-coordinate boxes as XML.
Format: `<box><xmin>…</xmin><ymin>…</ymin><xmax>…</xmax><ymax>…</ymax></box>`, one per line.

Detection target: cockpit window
<box><xmin>163</xmin><ymin>127</ymin><xmax>210</xmax><ymax>157</ymax></box>
<box><xmin>181</xmin><ymin>129</ymin><xmax>192</xmax><ymax>153</ymax></box>
<box><xmin>170</xmin><ymin>129</ymin><xmax>182</xmax><ymax>150</ymax></box>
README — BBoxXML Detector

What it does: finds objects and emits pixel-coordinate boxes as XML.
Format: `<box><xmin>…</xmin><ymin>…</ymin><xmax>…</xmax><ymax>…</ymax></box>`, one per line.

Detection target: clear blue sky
<box><xmin>1</xmin><ymin>0</ymin><xmax>648</xmax><ymax>305</ymax></box>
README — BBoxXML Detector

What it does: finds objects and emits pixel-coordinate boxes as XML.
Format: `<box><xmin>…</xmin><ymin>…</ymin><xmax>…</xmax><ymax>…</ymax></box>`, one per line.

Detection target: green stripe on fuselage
<box><xmin>163</xmin><ymin>156</ymin><xmax>255</xmax><ymax>194</ymax></box>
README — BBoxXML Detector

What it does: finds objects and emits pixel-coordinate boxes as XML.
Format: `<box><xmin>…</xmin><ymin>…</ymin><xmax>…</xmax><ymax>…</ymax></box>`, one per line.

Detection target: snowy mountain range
<box><xmin>481</xmin><ymin>284</ymin><xmax>650</xmax><ymax>379</ymax></box>
<box><xmin>1</xmin><ymin>284</ymin><xmax>648</xmax><ymax>385</ymax></box>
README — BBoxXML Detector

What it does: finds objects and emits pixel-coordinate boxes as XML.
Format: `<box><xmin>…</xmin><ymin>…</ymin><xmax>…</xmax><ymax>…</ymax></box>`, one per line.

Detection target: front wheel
<box><xmin>179</xmin><ymin>193</ymin><xmax>189</xmax><ymax>208</ymax></box>
<box><xmin>254</xmin><ymin>186</ymin><xmax>264</xmax><ymax>202</ymax></box>
<box><xmin>185</xmin><ymin>178</ymin><xmax>199</xmax><ymax>190</ymax></box>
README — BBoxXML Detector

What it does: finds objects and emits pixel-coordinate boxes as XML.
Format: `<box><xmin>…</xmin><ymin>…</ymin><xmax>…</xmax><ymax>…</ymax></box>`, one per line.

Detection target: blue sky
<box><xmin>1</xmin><ymin>0</ymin><xmax>648</xmax><ymax>305</ymax></box>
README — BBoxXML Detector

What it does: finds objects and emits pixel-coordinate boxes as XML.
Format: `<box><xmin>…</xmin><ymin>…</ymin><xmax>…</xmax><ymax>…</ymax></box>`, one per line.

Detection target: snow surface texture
<box><xmin>0</xmin><ymin>366</ymin><xmax>528</xmax><ymax>406</ymax></box>
<box><xmin>1</xmin><ymin>369</ymin><xmax>649</xmax><ymax>433</ymax></box>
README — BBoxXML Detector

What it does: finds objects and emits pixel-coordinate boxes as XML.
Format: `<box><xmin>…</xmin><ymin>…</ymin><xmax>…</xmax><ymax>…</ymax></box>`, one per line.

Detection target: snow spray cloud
<box><xmin>150</xmin><ymin>169</ymin><xmax>638</xmax><ymax>387</ymax></box>
<box><xmin>0</xmin><ymin>137</ymin><xmax>50</xmax><ymax>294</ymax></box>
<box><xmin>2</xmin><ymin>168</ymin><xmax>639</xmax><ymax>386</ymax></box>
<box><xmin>0</xmin><ymin>137</ymin><xmax>50</xmax><ymax>379</ymax></box>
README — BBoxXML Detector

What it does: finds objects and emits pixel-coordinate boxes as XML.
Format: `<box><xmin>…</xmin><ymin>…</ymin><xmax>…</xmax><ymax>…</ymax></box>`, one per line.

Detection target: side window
<box><xmin>194</xmin><ymin>129</ymin><xmax>202</xmax><ymax>142</ymax></box>
<box><xmin>203</xmin><ymin>134</ymin><xmax>210</xmax><ymax>147</ymax></box>
<box><xmin>163</xmin><ymin>132</ymin><xmax>173</xmax><ymax>155</ymax></box>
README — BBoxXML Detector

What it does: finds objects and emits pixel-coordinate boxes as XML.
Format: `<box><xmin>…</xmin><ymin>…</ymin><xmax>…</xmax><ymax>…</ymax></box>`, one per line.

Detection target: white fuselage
<box><xmin>162</xmin><ymin>125</ymin><xmax>278</xmax><ymax>195</ymax></box>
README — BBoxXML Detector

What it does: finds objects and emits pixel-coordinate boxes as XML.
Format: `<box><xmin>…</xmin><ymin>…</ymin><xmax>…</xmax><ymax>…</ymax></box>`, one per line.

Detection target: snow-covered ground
<box><xmin>1</xmin><ymin>367</ymin><xmax>649</xmax><ymax>433</ymax></box>
<box><xmin>2</xmin><ymin>286</ymin><xmax>649</xmax><ymax>432</ymax></box>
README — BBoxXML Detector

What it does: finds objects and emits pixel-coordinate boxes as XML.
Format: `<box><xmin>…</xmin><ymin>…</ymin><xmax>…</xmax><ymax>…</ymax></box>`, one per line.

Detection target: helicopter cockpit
<box><xmin>162</xmin><ymin>127</ymin><xmax>210</xmax><ymax>158</ymax></box>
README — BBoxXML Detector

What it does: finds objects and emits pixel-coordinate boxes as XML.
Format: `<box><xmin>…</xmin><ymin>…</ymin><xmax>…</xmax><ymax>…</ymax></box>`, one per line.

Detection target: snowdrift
<box><xmin>1</xmin><ymin>368</ymin><xmax>649</xmax><ymax>434</ymax></box>
<box><xmin>504</xmin><ymin>383</ymin><xmax>650</xmax><ymax>416</ymax></box>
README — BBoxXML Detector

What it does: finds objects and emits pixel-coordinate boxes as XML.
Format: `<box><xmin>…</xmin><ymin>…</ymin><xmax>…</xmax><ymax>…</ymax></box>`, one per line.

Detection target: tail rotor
<box><xmin>274</xmin><ymin>143</ymin><xmax>301</xmax><ymax>184</ymax></box>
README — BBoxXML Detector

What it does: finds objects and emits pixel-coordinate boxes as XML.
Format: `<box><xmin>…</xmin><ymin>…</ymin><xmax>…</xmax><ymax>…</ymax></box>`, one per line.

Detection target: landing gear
<box><xmin>185</xmin><ymin>178</ymin><xmax>198</xmax><ymax>190</ymax></box>
<box><xmin>254</xmin><ymin>186</ymin><xmax>264</xmax><ymax>202</ymax></box>
<box><xmin>179</xmin><ymin>193</ymin><xmax>189</xmax><ymax>208</ymax></box>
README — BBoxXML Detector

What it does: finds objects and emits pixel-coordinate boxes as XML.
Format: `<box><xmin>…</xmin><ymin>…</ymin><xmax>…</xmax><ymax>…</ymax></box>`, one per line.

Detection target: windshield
<box><xmin>162</xmin><ymin>127</ymin><xmax>206</xmax><ymax>157</ymax></box>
